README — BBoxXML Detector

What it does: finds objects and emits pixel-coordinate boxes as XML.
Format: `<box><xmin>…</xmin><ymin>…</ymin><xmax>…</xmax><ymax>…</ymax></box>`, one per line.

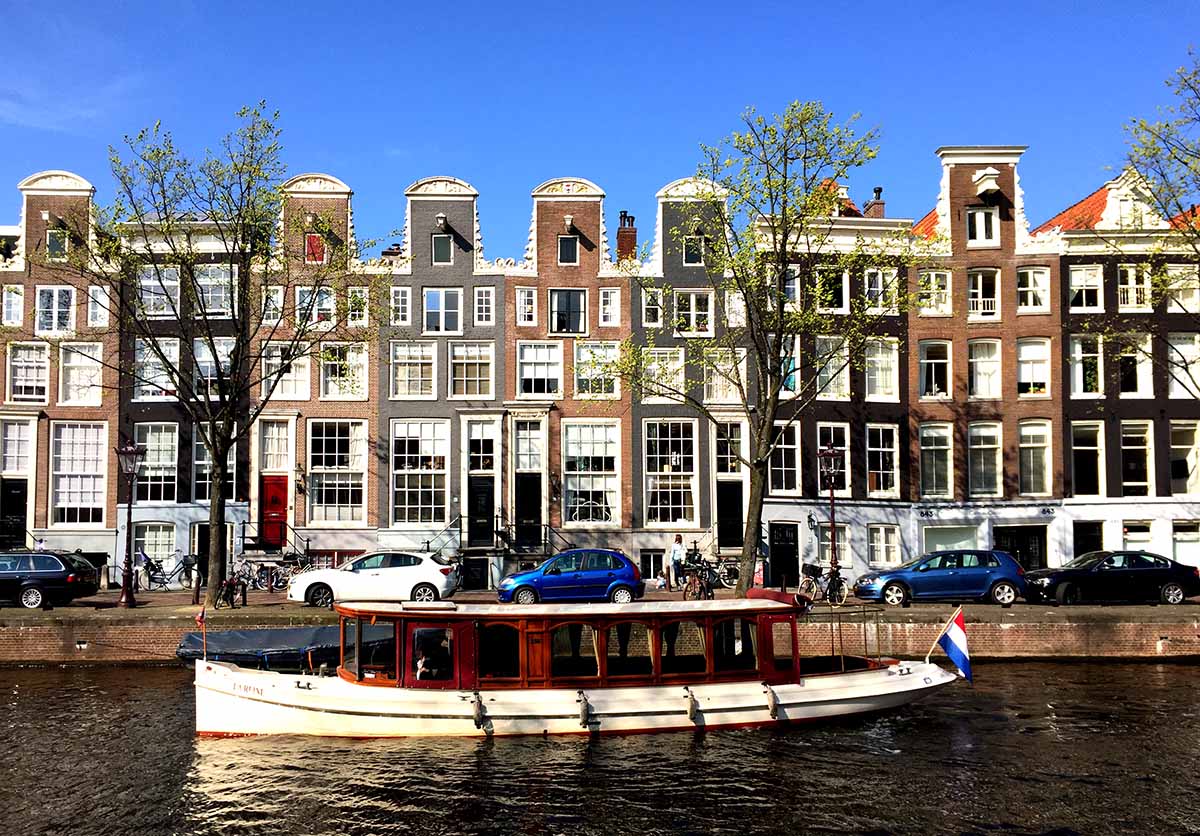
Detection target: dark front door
<box><xmin>1073</xmin><ymin>521</ymin><xmax>1104</xmax><ymax>557</ymax></box>
<box><xmin>0</xmin><ymin>478</ymin><xmax>28</xmax><ymax>550</ymax></box>
<box><xmin>993</xmin><ymin>525</ymin><xmax>1048</xmax><ymax>571</ymax></box>
<box><xmin>716</xmin><ymin>481</ymin><xmax>744</xmax><ymax>550</ymax></box>
<box><xmin>467</xmin><ymin>476</ymin><xmax>494</xmax><ymax>548</ymax></box>
<box><xmin>769</xmin><ymin>523</ymin><xmax>799</xmax><ymax>589</ymax></box>
<box><xmin>259</xmin><ymin>475</ymin><xmax>288</xmax><ymax>550</ymax></box>
<box><xmin>514</xmin><ymin>473</ymin><xmax>542</xmax><ymax>549</ymax></box>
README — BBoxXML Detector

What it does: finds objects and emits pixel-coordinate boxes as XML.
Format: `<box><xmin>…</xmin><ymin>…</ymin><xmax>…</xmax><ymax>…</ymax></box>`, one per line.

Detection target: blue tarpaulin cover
<box><xmin>176</xmin><ymin>626</ymin><xmax>342</xmax><ymax>670</ymax></box>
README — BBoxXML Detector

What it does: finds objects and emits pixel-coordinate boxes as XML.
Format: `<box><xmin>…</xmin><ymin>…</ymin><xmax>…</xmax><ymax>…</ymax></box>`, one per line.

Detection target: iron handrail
<box><xmin>239</xmin><ymin>519</ymin><xmax>311</xmax><ymax>557</ymax></box>
<box><xmin>421</xmin><ymin>514</ymin><xmax>463</xmax><ymax>554</ymax></box>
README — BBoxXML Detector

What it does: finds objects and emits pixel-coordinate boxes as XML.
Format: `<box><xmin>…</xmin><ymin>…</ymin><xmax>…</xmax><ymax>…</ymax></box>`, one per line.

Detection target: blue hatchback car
<box><xmin>852</xmin><ymin>549</ymin><xmax>1026</xmax><ymax>606</ymax></box>
<box><xmin>497</xmin><ymin>549</ymin><xmax>645</xmax><ymax>605</ymax></box>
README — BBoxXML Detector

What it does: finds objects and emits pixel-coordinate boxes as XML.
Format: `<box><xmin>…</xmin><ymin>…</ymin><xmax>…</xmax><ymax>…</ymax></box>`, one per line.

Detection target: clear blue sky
<box><xmin>1</xmin><ymin>1</ymin><xmax>1196</xmax><ymax>257</ymax></box>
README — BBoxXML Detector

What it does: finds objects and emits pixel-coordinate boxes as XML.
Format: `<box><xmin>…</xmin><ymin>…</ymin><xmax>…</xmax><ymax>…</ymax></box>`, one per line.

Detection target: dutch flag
<box><xmin>936</xmin><ymin>607</ymin><xmax>972</xmax><ymax>682</ymax></box>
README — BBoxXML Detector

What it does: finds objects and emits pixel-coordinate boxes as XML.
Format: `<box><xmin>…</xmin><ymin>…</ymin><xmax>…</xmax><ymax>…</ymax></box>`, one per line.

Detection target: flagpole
<box><xmin>924</xmin><ymin>605</ymin><xmax>963</xmax><ymax>664</ymax></box>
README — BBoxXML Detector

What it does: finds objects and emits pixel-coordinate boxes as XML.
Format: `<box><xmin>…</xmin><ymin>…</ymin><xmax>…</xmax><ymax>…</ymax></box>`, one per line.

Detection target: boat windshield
<box><xmin>1061</xmin><ymin>551</ymin><xmax>1109</xmax><ymax>569</ymax></box>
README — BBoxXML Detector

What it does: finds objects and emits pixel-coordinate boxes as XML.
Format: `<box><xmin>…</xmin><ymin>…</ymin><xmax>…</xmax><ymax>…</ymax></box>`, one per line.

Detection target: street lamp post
<box><xmin>817</xmin><ymin>445</ymin><xmax>841</xmax><ymax>573</ymax></box>
<box><xmin>115</xmin><ymin>440</ymin><xmax>146</xmax><ymax>608</ymax></box>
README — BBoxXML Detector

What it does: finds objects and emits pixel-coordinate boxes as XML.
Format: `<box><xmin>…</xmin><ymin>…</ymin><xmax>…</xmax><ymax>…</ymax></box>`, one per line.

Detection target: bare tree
<box><xmin>610</xmin><ymin>101</ymin><xmax>926</xmax><ymax>595</ymax></box>
<box><xmin>41</xmin><ymin>103</ymin><xmax>385</xmax><ymax>605</ymax></box>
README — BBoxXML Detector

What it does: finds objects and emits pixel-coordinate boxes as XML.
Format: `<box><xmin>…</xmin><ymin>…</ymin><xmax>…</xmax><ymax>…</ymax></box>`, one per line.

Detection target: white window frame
<box><xmin>7</xmin><ymin>342</ymin><xmax>50</xmax><ymax>405</ymax></box>
<box><xmin>1016</xmin><ymin>338</ymin><xmax>1051</xmax><ymax>398</ymax></box>
<box><xmin>1</xmin><ymin>419</ymin><xmax>33</xmax><ymax>474</ymax></box>
<box><xmin>562</xmin><ymin>419</ymin><xmax>621</xmax><ymax>528</ymax></box>
<box><xmin>422</xmin><ymin>287</ymin><xmax>463</xmax><ymax>335</ymax></box>
<box><xmin>966</xmin><ymin>206</ymin><xmax>1000</xmax><ymax>248</ymax></box>
<box><xmin>864</xmin><ymin>337</ymin><xmax>899</xmax><ymax>402</ymax></box>
<box><xmin>346</xmin><ymin>286</ymin><xmax>368</xmax><ymax>328</ymax></box>
<box><xmin>48</xmin><ymin>421</ymin><xmax>106</xmax><ymax>527</ymax></box>
<box><xmin>431</xmin><ymin>233</ymin><xmax>454</xmax><ymax>266</ymax></box>
<box><xmin>516</xmin><ymin>340</ymin><xmax>563</xmax><ymax>399</ymax></box>
<box><xmin>549</xmin><ymin>288</ymin><xmax>588</xmax><ymax>336</ymax></box>
<box><xmin>919</xmin><ymin>422</ymin><xmax>953</xmax><ymax>499</ymax></box>
<box><xmin>194</xmin><ymin>263</ymin><xmax>236</xmax><ymax>319</ymax></box>
<box><xmin>391</xmin><ymin>286</ymin><xmax>412</xmax><ymax>326</ymax></box>
<box><xmin>296</xmin><ymin>286</ymin><xmax>335</xmax><ymax>326</ymax></box>
<box><xmin>724</xmin><ymin>289</ymin><xmax>746</xmax><ymax>328</ymax></box>
<box><xmin>192</xmin><ymin>337</ymin><xmax>235</xmax><ymax>400</ymax></box>
<box><xmin>46</xmin><ymin>228</ymin><xmax>69</xmax><ymax>262</ymax></box>
<box><xmin>390</xmin><ymin>419</ymin><xmax>451</xmax><ymax>526</ymax></box>
<box><xmin>642</xmin><ymin>287</ymin><xmax>664</xmax><ymax>328</ymax></box>
<box><xmin>1069</xmin><ymin>334</ymin><xmax>1104</xmax><ymax>399</ymax></box>
<box><xmin>1118</xmin><ymin>264</ymin><xmax>1152</xmax><ymax>312</ymax></box>
<box><xmin>1170</xmin><ymin>420</ymin><xmax>1200</xmax><ymax>496</ymax></box>
<box><xmin>1016</xmin><ymin>267</ymin><xmax>1050</xmax><ymax>313</ymax></box>
<box><xmin>516</xmin><ymin>287</ymin><xmax>537</xmax><ymax>327</ymax></box>
<box><xmin>967</xmin><ymin>422</ymin><xmax>1003</xmax><ymax>498</ymax></box>
<box><xmin>58</xmin><ymin>342</ymin><xmax>102</xmax><ymax>407</ymax></box>
<box><xmin>866</xmin><ymin>423</ymin><xmax>899</xmax><ymax>498</ymax></box>
<box><xmin>259</xmin><ymin>418</ymin><xmax>291</xmax><ymax>473</ymax></box>
<box><xmin>815</xmin><ymin>335</ymin><xmax>850</xmax><ymax>401</ymax></box>
<box><xmin>1117</xmin><ymin>334</ymin><xmax>1154</xmax><ymax>399</ymax></box>
<box><xmin>1120</xmin><ymin>421</ymin><xmax>1154</xmax><ymax>497</ymax></box>
<box><xmin>574</xmin><ymin>341</ymin><xmax>619</xmax><ymax>400</ymax></box>
<box><xmin>448</xmin><ymin>341</ymin><xmax>495</xmax><ymax>400</ymax></box>
<box><xmin>703</xmin><ymin>348</ymin><xmax>746</xmax><ymax>405</ymax></box>
<box><xmin>868</xmin><ymin>525</ymin><xmax>901</xmax><ymax>568</ymax></box>
<box><xmin>133</xmin><ymin>338</ymin><xmax>180</xmax><ymax>401</ymax></box>
<box><xmin>1166</xmin><ymin>265</ymin><xmax>1200</xmax><ymax>314</ymax></box>
<box><xmin>261</xmin><ymin>286</ymin><xmax>283</xmax><ymax>325</ymax></box>
<box><xmin>474</xmin><ymin>286</ymin><xmax>495</xmax><ymax>327</ymax></box>
<box><xmin>2</xmin><ymin>285</ymin><xmax>23</xmax><ymax>326</ymax></box>
<box><xmin>318</xmin><ymin>342</ymin><xmax>368</xmax><ymax>401</ymax></box>
<box><xmin>816</xmin><ymin>422</ymin><xmax>851</xmax><ymax>498</ymax></box>
<box><xmin>134</xmin><ymin>422</ymin><xmax>178</xmax><ymax>504</ymax></box>
<box><xmin>816</xmin><ymin>524</ymin><xmax>850</xmax><ymax>566</ymax></box>
<box><xmin>642</xmin><ymin>347</ymin><xmax>684</xmax><ymax>404</ymax></box>
<box><xmin>86</xmin><ymin>286</ymin><xmax>109</xmax><ymax>327</ymax></box>
<box><xmin>34</xmin><ymin>285</ymin><xmax>75</xmax><ymax>336</ymax></box>
<box><xmin>138</xmin><ymin>266</ymin><xmax>181</xmax><ymax>319</ymax></box>
<box><xmin>307</xmin><ymin>418</ymin><xmax>367</xmax><ymax>526</ymax></box>
<box><xmin>1071</xmin><ymin>421</ymin><xmax>1105</xmax><ymax>498</ymax></box>
<box><xmin>304</xmin><ymin>232</ymin><xmax>328</xmax><ymax>266</ymax></box>
<box><xmin>682</xmin><ymin>235</ymin><xmax>705</xmax><ymax>266</ymax></box>
<box><xmin>557</xmin><ymin>234</ymin><xmax>580</xmax><ymax>266</ymax></box>
<box><xmin>918</xmin><ymin>270</ymin><xmax>951</xmax><ymax>316</ymax></box>
<box><xmin>675</xmin><ymin>289</ymin><xmax>714</xmax><ymax>337</ymax></box>
<box><xmin>598</xmin><ymin>288</ymin><xmax>620</xmax><ymax>327</ymax></box>
<box><xmin>864</xmin><ymin>267</ymin><xmax>899</xmax><ymax>314</ymax></box>
<box><xmin>642</xmin><ymin>418</ymin><xmax>698</xmax><ymax>527</ymax></box>
<box><xmin>769</xmin><ymin>422</ymin><xmax>801</xmax><ymax>496</ymax></box>
<box><xmin>1018</xmin><ymin>420</ymin><xmax>1052</xmax><ymax>497</ymax></box>
<box><xmin>919</xmin><ymin>339</ymin><xmax>952</xmax><ymax>400</ymax></box>
<box><xmin>1068</xmin><ymin>265</ymin><xmax>1104</xmax><ymax>313</ymax></box>
<box><xmin>816</xmin><ymin>268</ymin><xmax>849</xmax><ymax>314</ymax></box>
<box><xmin>967</xmin><ymin>268</ymin><xmax>1001</xmax><ymax>321</ymax></box>
<box><xmin>388</xmin><ymin>340</ymin><xmax>437</xmax><ymax>401</ymax></box>
<box><xmin>967</xmin><ymin>339</ymin><xmax>1001</xmax><ymax>400</ymax></box>
<box><xmin>262</xmin><ymin>342</ymin><xmax>311</xmax><ymax>401</ymax></box>
<box><xmin>1168</xmin><ymin>332</ymin><xmax>1200</xmax><ymax>400</ymax></box>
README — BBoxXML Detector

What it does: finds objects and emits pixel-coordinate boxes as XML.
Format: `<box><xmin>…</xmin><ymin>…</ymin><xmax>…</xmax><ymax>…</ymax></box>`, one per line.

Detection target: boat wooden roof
<box><xmin>335</xmin><ymin>595</ymin><xmax>800</xmax><ymax>620</ymax></box>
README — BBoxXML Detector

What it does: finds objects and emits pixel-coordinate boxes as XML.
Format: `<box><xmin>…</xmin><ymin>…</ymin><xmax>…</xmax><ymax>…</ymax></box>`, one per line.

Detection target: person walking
<box><xmin>668</xmin><ymin>534</ymin><xmax>686</xmax><ymax>594</ymax></box>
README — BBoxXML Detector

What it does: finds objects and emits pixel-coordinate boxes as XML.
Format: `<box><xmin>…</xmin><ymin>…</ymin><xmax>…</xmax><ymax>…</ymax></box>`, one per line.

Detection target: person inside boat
<box><xmin>415</xmin><ymin>630</ymin><xmax>453</xmax><ymax>680</ymax></box>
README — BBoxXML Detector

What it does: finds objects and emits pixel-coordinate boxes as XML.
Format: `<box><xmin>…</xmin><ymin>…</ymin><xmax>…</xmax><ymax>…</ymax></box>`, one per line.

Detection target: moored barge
<box><xmin>194</xmin><ymin>591</ymin><xmax>957</xmax><ymax>738</ymax></box>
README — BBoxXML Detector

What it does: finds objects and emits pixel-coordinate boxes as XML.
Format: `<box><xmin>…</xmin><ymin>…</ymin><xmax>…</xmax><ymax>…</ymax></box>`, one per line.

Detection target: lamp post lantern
<box><xmin>115</xmin><ymin>440</ymin><xmax>146</xmax><ymax>608</ymax></box>
<box><xmin>817</xmin><ymin>445</ymin><xmax>842</xmax><ymax>572</ymax></box>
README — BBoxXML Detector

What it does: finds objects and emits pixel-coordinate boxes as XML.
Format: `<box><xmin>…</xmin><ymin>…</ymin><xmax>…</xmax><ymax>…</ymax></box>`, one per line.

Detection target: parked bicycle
<box><xmin>681</xmin><ymin>557</ymin><xmax>717</xmax><ymax>601</ymax></box>
<box><xmin>144</xmin><ymin>552</ymin><xmax>196</xmax><ymax>591</ymax></box>
<box><xmin>715</xmin><ymin>560</ymin><xmax>740</xmax><ymax>590</ymax></box>
<box><xmin>212</xmin><ymin>573</ymin><xmax>245</xmax><ymax>609</ymax></box>
<box><xmin>798</xmin><ymin>561</ymin><xmax>848</xmax><ymax>606</ymax></box>
<box><xmin>265</xmin><ymin>553</ymin><xmax>315</xmax><ymax>590</ymax></box>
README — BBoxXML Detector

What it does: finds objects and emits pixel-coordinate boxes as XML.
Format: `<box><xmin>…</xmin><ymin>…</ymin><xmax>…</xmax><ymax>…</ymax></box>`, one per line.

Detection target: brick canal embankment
<box><xmin>3</xmin><ymin>589</ymin><xmax>1200</xmax><ymax>664</ymax></box>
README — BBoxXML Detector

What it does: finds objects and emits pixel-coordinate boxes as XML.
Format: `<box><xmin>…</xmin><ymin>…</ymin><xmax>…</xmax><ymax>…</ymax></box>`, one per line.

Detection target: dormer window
<box><xmin>683</xmin><ymin>236</ymin><xmax>705</xmax><ymax>266</ymax></box>
<box><xmin>46</xmin><ymin>229</ymin><xmax>68</xmax><ymax>262</ymax></box>
<box><xmin>557</xmin><ymin>235</ymin><xmax>579</xmax><ymax>266</ymax></box>
<box><xmin>966</xmin><ymin>207</ymin><xmax>999</xmax><ymax>248</ymax></box>
<box><xmin>432</xmin><ymin>234</ymin><xmax>453</xmax><ymax>265</ymax></box>
<box><xmin>304</xmin><ymin>233</ymin><xmax>327</xmax><ymax>265</ymax></box>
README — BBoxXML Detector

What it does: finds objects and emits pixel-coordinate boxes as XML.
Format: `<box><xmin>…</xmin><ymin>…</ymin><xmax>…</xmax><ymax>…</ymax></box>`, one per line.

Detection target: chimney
<box><xmin>863</xmin><ymin>186</ymin><xmax>885</xmax><ymax>218</ymax></box>
<box><xmin>616</xmin><ymin>210</ymin><xmax>637</xmax><ymax>260</ymax></box>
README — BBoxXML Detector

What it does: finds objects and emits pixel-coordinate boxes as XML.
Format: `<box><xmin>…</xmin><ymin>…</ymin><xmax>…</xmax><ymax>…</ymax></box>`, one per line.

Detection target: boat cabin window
<box><xmin>342</xmin><ymin>617</ymin><xmax>358</xmax><ymax>676</ymax></box>
<box><xmin>361</xmin><ymin>621</ymin><xmax>397</xmax><ymax>681</ymax></box>
<box><xmin>550</xmin><ymin>623</ymin><xmax>598</xmax><ymax>678</ymax></box>
<box><xmin>770</xmin><ymin>620</ymin><xmax>795</xmax><ymax>674</ymax></box>
<box><xmin>661</xmin><ymin>620</ymin><xmax>706</xmax><ymax>676</ymax></box>
<box><xmin>713</xmin><ymin>617</ymin><xmax>757</xmax><ymax>673</ymax></box>
<box><xmin>478</xmin><ymin>623</ymin><xmax>521</xmax><ymax>680</ymax></box>
<box><xmin>606</xmin><ymin>622</ymin><xmax>652</xmax><ymax>677</ymax></box>
<box><xmin>412</xmin><ymin>627</ymin><xmax>453</xmax><ymax>681</ymax></box>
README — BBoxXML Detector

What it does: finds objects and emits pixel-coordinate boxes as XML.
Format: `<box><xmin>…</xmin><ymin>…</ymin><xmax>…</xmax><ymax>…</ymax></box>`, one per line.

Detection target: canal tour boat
<box><xmin>193</xmin><ymin>591</ymin><xmax>958</xmax><ymax>738</ymax></box>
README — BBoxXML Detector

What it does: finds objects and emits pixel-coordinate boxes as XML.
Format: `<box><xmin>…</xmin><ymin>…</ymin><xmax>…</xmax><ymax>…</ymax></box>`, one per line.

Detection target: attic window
<box><xmin>558</xmin><ymin>235</ymin><xmax>579</xmax><ymax>266</ymax></box>
<box><xmin>683</xmin><ymin>236</ymin><xmax>705</xmax><ymax>266</ymax></box>
<box><xmin>966</xmin><ymin>207</ymin><xmax>999</xmax><ymax>248</ymax></box>
<box><xmin>304</xmin><ymin>233</ymin><xmax>327</xmax><ymax>265</ymax></box>
<box><xmin>46</xmin><ymin>229</ymin><xmax>68</xmax><ymax>262</ymax></box>
<box><xmin>432</xmin><ymin>234</ymin><xmax>453</xmax><ymax>265</ymax></box>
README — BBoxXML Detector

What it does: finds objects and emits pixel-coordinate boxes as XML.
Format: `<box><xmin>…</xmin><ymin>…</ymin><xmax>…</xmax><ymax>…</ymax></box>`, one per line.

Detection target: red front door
<box><xmin>260</xmin><ymin>475</ymin><xmax>288</xmax><ymax>549</ymax></box>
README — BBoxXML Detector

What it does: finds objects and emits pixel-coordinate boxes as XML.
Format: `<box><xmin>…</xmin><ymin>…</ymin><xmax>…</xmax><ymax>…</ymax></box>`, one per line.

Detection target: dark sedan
<box><xmin>1024</xmin><ymin>550</ymin><xmax>1200</xmax><ymax>605</ymax></box>
<box><xmin>0</xmin><ymin>551</ymin><xmax>99</xmax><ymax>609</ymax></box>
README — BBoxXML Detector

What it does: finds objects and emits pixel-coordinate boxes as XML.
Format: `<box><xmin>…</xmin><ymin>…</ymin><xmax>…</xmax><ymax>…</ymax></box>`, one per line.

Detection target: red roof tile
<box><xmin>1033</xmin><ymin>185</ymin><xmax>1109</xmax><ymax>234</ymax></box>
<box><xmin>1171</xmin><ymin>204</ymin><xmax>1200</xmax><ymax>231</ymax></box>
<box><xmin>912</xmin><ymin>208</ymin><xmax>937</xmax><ymax>240</ymax></box>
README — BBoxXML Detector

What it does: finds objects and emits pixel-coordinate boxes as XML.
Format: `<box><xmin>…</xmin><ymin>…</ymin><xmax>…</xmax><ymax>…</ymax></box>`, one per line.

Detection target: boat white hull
<box><xmin>195</xmin><ymin>659</ymin><xmax>958</xmax><ymax>738</ymax></box>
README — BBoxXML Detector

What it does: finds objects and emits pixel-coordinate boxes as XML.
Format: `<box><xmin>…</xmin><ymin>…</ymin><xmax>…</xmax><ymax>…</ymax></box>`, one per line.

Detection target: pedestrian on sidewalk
<box><xmin>669</xmin><ymin>534</ymin><xmax>686</xmax><ymax>593</ymax></box>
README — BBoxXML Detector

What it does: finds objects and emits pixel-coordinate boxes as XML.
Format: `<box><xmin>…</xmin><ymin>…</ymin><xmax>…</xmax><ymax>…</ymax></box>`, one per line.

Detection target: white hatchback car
<box><xmin>288</xmin><ymin>551</ymin><xmax>459</xmax><ymax>608</ymax></box>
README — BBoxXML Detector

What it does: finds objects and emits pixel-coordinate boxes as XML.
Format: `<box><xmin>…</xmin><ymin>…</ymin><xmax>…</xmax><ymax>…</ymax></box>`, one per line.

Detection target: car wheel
<box><xmin>1055</xmin><ymin>582</ymin><xmax>1079</xmax><ymax>606</ymax></box>
<box><xmin>1161</xmin><ymin>582</ymin><xmax>1186</xmax><ymax>605</ymax></box>
<box><xmin>881</xmin><ymin>582</ymin><xmax>908</xmax><ymax>607</ymax></box>
<box><xmin>306</xmin><ymin>583</ymin><xmax>334</xmax><ymax>609</ymax></box>
<box><xmin>610</xmin><ymin>586</ymin><xmax>634</xmax><ymax>604</ymax></box>
<box><xmin>410</xmin><ymin>583</ymin><xmax>439</xmax><ymax>603</ymax></box>
<box><xmin>19</xmin><ymin>586</ymin><xmax>44</xmax><ymax>609</ymax></box>
<box><xmin>990</xmin><ymin>581</ymin><xmax>1018</xmax><ymax>606</ymax></box>
<box><xmin>513</xmin><ymin>587</ymin><xmax>538</xmax><ymax>605</ymax></box>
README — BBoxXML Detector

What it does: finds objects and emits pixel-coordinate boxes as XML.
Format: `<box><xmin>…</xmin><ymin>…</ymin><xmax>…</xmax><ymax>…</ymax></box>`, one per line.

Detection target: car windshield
<box><xmin>896</xmin><ymin>555</ymin><xmax>927</xmax><ymax>570</ymax></box>
<box><xmin>1062</xmin><ymin>551</ymin><xmax>1109</xmax><ymax>569</ymax></box>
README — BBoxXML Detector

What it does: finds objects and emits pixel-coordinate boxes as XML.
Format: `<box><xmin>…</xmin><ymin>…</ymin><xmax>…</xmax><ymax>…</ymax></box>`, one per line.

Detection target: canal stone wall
<box><xmin>3</xmin><ymin>606</ymin><xmax>1200</xmax><ymax>664</ymax></box>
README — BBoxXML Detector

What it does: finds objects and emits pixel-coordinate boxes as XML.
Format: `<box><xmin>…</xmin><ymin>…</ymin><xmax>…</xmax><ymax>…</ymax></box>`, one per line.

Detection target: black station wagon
<box><xmin>0</xmin><ymin>551</ymin><xmax>99</xmax><ymax>609</ymax></box>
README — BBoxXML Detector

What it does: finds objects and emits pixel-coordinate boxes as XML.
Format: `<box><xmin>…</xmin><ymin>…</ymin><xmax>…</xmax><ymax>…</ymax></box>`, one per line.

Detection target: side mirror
<box><xmin>917</xmin><ymin>564</ymin><xmax>929</xmax><ymax>572</ymax></box>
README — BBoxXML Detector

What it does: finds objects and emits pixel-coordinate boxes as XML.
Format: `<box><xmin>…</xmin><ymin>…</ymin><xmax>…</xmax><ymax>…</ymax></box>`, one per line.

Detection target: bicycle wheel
<box><xmin>270</xmin><ymin>567</ymin><xmax>291</xmax><ymax>589</ymax></box>
<box><xmin>717</xmin><ymin>563</ymin><xmax>738</xmax><ymax>589</ymax></box>
<box><xmin>828</xmin><ymin>577</ymin><xmax>848</xmax><ymax>607</ymax></box>
<box><xmin>798</xmin><ymin>577</ymin><xmax>819</xmax><ymax>599</ymax></box>
<box><xmin>683</xmin><ymin>579</ymin><xmax>698</xmax><ymax>601</ymax></box>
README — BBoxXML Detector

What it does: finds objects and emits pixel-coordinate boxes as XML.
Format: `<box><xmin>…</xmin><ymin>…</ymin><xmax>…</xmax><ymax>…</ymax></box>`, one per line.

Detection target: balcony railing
<box><xmin>968</xmin><ymin>296</ymin><xmax>998</xmax><ymax>317</ymax></box>
<box><xmin>1119</xmin><ymin>285</ymin><xmax>1151</xmax><ymax>309</ymax></box>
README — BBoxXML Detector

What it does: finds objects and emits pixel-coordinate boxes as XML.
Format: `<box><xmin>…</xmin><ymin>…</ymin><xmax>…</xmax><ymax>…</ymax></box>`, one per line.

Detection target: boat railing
<box><xmin>800</xmin><ymin>603</ymin><xmax>887</xmax><ymax>670</ymax></box>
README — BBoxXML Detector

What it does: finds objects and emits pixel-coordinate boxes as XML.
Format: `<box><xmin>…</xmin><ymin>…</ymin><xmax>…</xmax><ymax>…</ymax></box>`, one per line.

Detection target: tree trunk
<box><xmin>204</xmin><ymin>455</ymin><xmax>229</xmax><ymax>608</ymax></box>
<box><xmin>735</xmin><ymin>461</ymin><xmax>769</xmax><ymax>597</ymax></box>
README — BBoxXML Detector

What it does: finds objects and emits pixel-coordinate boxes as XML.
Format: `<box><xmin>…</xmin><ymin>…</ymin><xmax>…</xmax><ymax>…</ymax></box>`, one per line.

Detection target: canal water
<box><xmin>3</xmin><ymin>662</ymin><xmax>1197</xmax><ymax>835</ymax></box>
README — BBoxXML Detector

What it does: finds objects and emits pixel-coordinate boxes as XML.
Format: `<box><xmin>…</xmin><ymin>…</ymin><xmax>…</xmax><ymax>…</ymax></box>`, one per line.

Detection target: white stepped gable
<box><xmin>648</xmin><ymin>177</ymin><xmax>729</xmax><ymax>278</ymax></box>
<box><xmin>1097</xmin><ymin>168</ymin><xmax>1170</xmax><ymax>231</ymax></box>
